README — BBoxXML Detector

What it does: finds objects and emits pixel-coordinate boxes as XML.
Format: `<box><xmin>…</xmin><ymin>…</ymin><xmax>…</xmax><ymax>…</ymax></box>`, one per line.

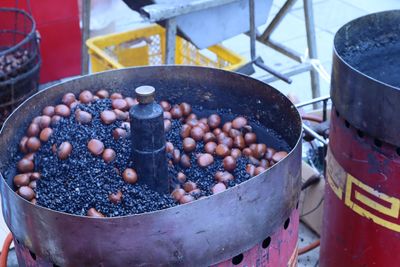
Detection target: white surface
<box><xmin>173</xmin><ymin>0</ymin><xmax>272</xmax><ymax>48</ymax></box>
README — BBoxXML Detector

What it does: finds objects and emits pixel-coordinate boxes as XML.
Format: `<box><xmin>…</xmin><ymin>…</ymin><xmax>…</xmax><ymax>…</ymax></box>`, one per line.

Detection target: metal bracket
<box><xmin>295</xmin><ymin>95</ymin><xmax>330</xmax><ymax>145</ymax></box>
<box><xmin>249</xmin><ymin>0</ymin><xmax>321</xmax><ymax>100</ymax></box>
<box><xmin>254</xmin><ymin>57</ymin><xmax>293</xmax><ymax>84</ymax></box>
<box><xmin>249</xmin><ymin>0</ymin><xmax>292</xmax><ymax>83</ymax></box>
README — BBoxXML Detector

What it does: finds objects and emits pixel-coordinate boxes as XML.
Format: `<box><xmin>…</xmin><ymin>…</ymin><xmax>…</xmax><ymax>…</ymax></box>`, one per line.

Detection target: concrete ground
<box><xmin>298</xmin><ymin>223</ymin><xmax>320</xmax><ymax>267</ymax></box>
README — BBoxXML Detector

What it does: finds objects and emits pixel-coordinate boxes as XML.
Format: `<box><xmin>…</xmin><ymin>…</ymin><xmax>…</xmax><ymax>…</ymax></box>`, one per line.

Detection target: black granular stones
<box><xmin>33</xmin><ymin>99</ymin><xmax>175</xmax><ymax>217</ymax></box>
<box><xmin>10</xmin><ymin>93</ymin><xmax>291</xmax><ymax>217</ymax></box>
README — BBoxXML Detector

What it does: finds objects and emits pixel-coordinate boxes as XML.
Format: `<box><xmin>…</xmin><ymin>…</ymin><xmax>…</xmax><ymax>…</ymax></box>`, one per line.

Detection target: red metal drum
<box><xmin>320</xmin><ymin>11</ymin><xmax>400</xmax><ymax>267</ymax></box>
<box><xmin>321</xmin><ymin>110</ymin><xmax>400</xmax><ymax>266</ymax></box>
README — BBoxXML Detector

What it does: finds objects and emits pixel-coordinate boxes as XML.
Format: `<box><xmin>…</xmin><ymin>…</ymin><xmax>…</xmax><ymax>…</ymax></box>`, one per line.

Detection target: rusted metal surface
<box><xmin>12</xmin><ymin>208</ymin><xmax>299</xmax><ymax>267</ymax></box>
<box><xmin>0</xmin><ymin>66</ymin><xmax>302</xmax><ymax>266</ymax></box>
<box><xmin>214</xmin><ymin>207</ymin><xmax>299</xmax><ymax>267</ymax></box>
<box><xmin>13</xmin><ymin>238</ymin><xmax>53</xmax><ymax>267</ymax></box>
<box><xmin>331</xmin><ymin>10</ymin><xmax>400</xmax><ymax>147</ymax></box>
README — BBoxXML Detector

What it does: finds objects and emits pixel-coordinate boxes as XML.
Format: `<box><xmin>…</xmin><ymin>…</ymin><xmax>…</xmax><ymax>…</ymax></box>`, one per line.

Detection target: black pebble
<box><xmin>11</xmin><ymin>100</ymin><xmax>290</xmax><ymax>217</ymax></box>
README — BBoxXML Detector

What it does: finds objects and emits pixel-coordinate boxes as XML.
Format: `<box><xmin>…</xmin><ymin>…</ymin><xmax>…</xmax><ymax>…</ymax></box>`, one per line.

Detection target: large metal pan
<box><xmin>0</xmin><ymin>66</ymin><xmax>302</xmax><ymax>266</ymax></box>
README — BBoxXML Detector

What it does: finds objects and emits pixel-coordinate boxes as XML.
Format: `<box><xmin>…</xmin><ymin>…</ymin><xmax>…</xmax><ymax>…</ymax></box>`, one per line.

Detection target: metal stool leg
<box><xmin>81</xmin><ymin>0</ymin><xmax>91</xmax><ymax>75</ymax></box>
<box><xmin>165</xmin><ymin>18</ymin><xmax>177</xmax><ymax>65</ymax></box>
<box><xmin>303</xmin><ymin>0</ymin><xmax>321</xmax><ymax>104</ymax></box>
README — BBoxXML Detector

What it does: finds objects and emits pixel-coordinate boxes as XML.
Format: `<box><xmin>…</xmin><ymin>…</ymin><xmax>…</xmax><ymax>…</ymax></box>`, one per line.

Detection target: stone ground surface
<box><xmin>2</xmin><ymin>0</ymin><xmax>399</xmax><ymax>266</ymax></box>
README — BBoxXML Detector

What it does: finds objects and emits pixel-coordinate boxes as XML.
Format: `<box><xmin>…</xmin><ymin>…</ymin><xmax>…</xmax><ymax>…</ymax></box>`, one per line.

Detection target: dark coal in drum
<box><xmin>343</xmin><ymin>43</ymin><xmax>400</xmax><ymax>88</ymax></box>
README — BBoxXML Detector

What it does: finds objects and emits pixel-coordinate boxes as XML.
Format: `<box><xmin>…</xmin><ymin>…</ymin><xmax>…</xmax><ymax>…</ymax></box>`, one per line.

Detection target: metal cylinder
<box><xmin>320</xmin><ymin>11</ymin><xmax>400</xmax><ymax>267</ymax></box>
<box><xmin>12</xmin><ymin>208</ymin><xmax>300</xmax><ymax>267</ymax></box>
<box><xmin>0</xmin><ymin>66</ymin><xmax>302</xmax><ymax>266</ymax></box>
<box><xmin>130</xmin><ymin>85</ymin><xmax>169</xmax><ymax>193</ymax></box>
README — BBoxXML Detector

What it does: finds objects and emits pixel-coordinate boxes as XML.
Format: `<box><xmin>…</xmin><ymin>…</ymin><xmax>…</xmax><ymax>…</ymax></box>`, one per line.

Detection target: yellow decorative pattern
<box><xmin>327</xmin><ymin>173</ymin><xmax>343</xmax><ymax>200</ymax></box>
<box><xmin>327</xmin><ymin>148</ymin><xmax>400</xmax><ymax>233</ymax></box>
<box><xmin>344</xmin><ymin>174</ymin><xmax>400</xmax><ymax>232</ymax></box>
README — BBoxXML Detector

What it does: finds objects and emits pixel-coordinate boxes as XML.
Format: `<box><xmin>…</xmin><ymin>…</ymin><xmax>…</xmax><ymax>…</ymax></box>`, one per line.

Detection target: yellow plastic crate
<box><xmin>86</xmin><ymin>24</ymin><xmax>246</xmax><ymax>73</ymax></box>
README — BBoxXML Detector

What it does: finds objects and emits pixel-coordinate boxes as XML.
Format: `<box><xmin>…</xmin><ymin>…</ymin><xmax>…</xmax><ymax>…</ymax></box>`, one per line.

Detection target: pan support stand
<box><xmin>141</xmin><ymin>0</ymin><xmax>321</xmax><ymax>107</ymax></box>
<box><xmin>246</xmin><ymin>0</ymin><xmax>321</xmax><ymax>108</ymax></box>
<box><xmin>78</xmin><ymin>0</ymin><xmax>322</xmax><ymax>108</ymax></box>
